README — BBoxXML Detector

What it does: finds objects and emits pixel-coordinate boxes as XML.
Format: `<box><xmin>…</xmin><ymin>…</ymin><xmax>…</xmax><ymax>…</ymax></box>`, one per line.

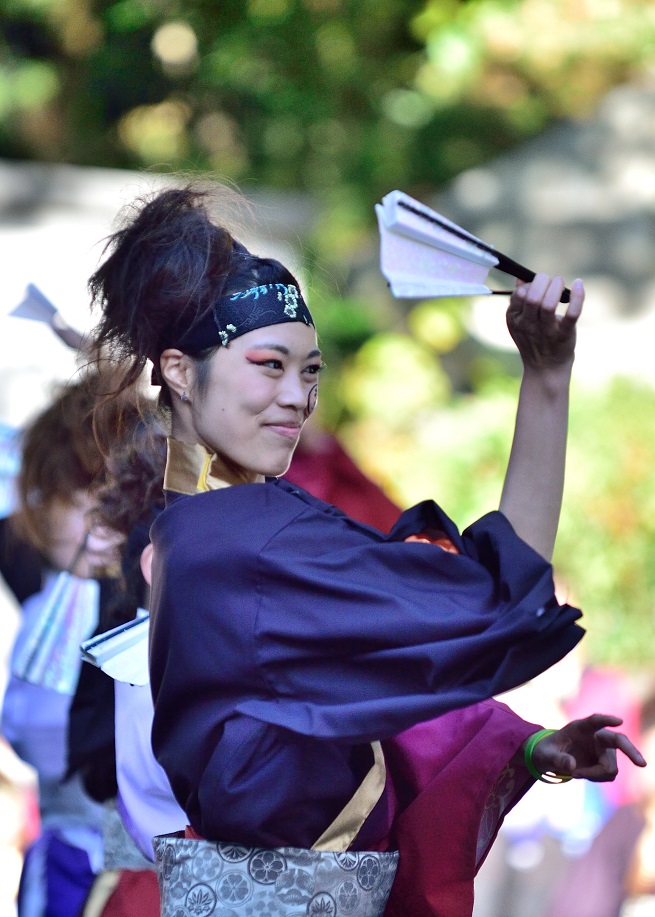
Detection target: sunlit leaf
<box><xmin>339</xmin><ymin>332</ymin><xmax>450</xmax><ymax>424</ymax></box>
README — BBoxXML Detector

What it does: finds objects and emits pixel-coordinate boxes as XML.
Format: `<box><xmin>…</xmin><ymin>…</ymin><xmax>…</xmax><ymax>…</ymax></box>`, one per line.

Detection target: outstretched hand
<box><xmin>507</xmin><ymin>273</ymin><xmax>584</xmax><ymax>372</ymax></box>
<box><xmin>531</xmin><ymin>714</ymin><xmax>647</xmax><ymax>783</ymax></box>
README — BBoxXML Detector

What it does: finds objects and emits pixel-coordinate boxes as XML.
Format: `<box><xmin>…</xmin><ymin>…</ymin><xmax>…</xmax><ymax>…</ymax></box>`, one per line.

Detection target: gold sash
<box><xmin>312</xmin><ymin>740</ymin><xmax>386</xmax><ymax>852</ymax></box>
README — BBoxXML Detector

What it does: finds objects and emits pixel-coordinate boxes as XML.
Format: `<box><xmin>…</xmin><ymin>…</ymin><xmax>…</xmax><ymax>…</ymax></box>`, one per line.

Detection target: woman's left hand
<box><xmin>507</xmin><ymin>273</ymin><xmax>584</xmax><ymax>372</ymax></box>
<box><xmin>530</xmin><ymin>713</ymin><xmax>647</xmax><ymax>782</ymax></box>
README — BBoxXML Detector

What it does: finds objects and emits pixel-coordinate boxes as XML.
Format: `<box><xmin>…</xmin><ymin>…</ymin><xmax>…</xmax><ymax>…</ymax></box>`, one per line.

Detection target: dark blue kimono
<box><xmin>149</xmin><ymin>477</ymin><xmax>583</xmax><ymax>848</ymax></box>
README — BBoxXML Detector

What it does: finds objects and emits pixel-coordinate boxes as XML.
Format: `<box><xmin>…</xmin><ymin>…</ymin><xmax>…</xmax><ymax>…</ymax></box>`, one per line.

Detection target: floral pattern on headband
<box><xmin>229</xmin><ymin>283</ymin><xmax>300</xmax><ymax>315</ymax></box>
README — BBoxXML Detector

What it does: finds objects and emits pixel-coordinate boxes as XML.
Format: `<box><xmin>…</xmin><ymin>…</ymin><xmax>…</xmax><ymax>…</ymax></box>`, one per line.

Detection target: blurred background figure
<box><xmin>0</xmin><ymin>368</ymin><xmax>141</xmax><ymax>917</ymax></box>
<box><xmin>75</xmin><ymin>412</ymin><xmax>168</xmax><ymax>917</ymax></box>
<box><xmin>0</xmin><ymin>740</ymin><xmax>39</xmax><ymax>917</ymax></box>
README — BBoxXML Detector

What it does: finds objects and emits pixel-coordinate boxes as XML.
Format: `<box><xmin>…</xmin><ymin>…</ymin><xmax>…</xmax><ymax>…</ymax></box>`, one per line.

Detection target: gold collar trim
<box><xmin>164</xmin><ymin>438</ymin><xmax>234</xmax><ymax>495</ymax></box>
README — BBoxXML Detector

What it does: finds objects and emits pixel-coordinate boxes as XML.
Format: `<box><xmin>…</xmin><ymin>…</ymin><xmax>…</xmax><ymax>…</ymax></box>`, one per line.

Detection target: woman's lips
<box><xmin>266</xmin><ymin>423</ymin><xmax>302</xmax><ymax>440</ymax></box>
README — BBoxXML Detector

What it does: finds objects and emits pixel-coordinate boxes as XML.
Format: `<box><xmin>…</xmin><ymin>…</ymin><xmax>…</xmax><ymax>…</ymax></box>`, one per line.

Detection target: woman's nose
<box><xmin>277</xmin><ymin>373</ymin><xmax>307</xmax><ymax>409</ymax></box>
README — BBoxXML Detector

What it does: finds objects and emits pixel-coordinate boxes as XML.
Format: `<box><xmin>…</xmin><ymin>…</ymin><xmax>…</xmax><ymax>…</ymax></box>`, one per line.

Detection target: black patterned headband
<box><xmin>171</xmin><ymin>281</ymin><xmax>314</xmax><ymax>356</ymax></box>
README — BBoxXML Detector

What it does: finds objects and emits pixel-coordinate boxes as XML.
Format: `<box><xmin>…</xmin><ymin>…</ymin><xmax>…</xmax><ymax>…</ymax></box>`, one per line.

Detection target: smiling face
<box><xmin>167</xmin><ymin>322</ymin><xmax>321</xmax><ymax>483</ymax></box>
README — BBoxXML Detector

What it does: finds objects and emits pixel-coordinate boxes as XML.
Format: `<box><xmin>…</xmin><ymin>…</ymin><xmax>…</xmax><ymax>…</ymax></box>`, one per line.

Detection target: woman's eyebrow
<box><xmin>248</xmin><ymin>344</ymin><xmax>322</xmax><ymax>359</ymax></box>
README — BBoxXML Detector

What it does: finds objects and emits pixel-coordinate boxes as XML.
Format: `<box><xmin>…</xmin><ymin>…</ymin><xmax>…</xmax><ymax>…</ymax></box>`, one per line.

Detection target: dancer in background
<box><xmin>75</xmin><ymin>416</ymin><xmax>169</xmax><ymax>917</ymax></box>
<box><xmin>0</xmin><ymin>370</ymin><xmax>147</xmax><ymax>917</ymax></box>
<box><xmin>0</xmin><ymin>373</ymin><xmax>123</xmax><ymax>917</ymax></box>
<box><xmin>88</xmin><ymin>185</ymin><xmax>644</xmax><ymax>916</ymax></box>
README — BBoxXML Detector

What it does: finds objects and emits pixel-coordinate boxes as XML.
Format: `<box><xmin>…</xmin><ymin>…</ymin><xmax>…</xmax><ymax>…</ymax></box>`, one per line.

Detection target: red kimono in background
<box><xmin>285</xmin><ymin>432</ymin><xmax>402</xmax><ymax>534</ymax></box>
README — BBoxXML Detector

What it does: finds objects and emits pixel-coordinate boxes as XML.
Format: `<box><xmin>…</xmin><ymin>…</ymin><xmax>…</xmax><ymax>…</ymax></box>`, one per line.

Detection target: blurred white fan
<box><xmin>376</xmin><ymin>190</ymin><xmax>570</xmax><ymax>301</ymax></box>
<box><xmin>11</xmin><ymin>283</ymin><xmax>86</xmax><ymax>351</ymax></box>
<box><xmin>81</xmin><ymin>611</ymin><xmax>149</xmax><ymax>686</ymax></box>
<box><xmin>12</xmin><ymin>572</ymin><xmax>99</xmax><ymax>694</ymax></box>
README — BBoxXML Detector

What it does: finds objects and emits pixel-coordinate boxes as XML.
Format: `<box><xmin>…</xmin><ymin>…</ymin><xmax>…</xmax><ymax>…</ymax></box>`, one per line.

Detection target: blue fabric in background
<box><xmin>0</xmin><ymin>422</ymin><xmax>20</xmax><ymax>520</ymax></box>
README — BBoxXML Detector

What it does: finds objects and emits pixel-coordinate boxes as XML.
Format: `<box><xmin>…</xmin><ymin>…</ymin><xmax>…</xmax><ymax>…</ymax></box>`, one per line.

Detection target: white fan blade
<box><xmin>81</xmin><ymin>613</ymin><xmax>150</xmax><ymax>686</ymax></box>
<box><xmin>379</xmin><ymin>191</ymin><xmax>497</xmax><ymax>264</ymax></box>
<box><xmin>377</xmin><ymin>190</ymin><xmax>500</xmax><ymax>299</ymax></box>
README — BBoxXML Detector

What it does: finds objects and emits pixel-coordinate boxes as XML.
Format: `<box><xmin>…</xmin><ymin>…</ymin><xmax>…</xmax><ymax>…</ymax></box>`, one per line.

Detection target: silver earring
<box><xmin>180</xmin><ymin>391</ymin><xmax>189</xmax><ymax>404</ymax></box>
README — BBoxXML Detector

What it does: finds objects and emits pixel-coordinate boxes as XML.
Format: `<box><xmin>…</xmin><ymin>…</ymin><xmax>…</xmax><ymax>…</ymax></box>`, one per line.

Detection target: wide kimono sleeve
<box><xmin>150</xmin><ymin>481</ymin><xmax>583</xmax><ymax>746</ymax></box>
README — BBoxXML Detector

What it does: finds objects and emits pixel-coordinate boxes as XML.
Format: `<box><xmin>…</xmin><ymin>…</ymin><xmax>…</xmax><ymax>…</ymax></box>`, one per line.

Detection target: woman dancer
<box><xmin>88</xmin><ymin>185</ymin><xmax>643</xmax><ymax>915</ymax></box>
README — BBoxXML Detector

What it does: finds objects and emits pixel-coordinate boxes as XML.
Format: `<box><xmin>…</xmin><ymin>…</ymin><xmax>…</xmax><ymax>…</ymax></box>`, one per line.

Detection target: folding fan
<box><xmin>376</xmin><ymin>190</ymin><xmax>570</xmax><ymax>302</ymax></box>
<box><xmin>81</xmin><ymin>612</ymin><xmax>150</xmax><ymax>686</ymax></box>
<box><xmin>12</xmin><ymin>571</ymin><xmax>100</xmax><ymax>694</ymax></box>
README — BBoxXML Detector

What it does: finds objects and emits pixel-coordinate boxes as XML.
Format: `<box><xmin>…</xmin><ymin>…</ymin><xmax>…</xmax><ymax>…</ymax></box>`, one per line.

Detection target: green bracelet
<box><xmin>524</xmin><ymin>729</ymin><xmax>573</xmax><ymax>784</ymax></box>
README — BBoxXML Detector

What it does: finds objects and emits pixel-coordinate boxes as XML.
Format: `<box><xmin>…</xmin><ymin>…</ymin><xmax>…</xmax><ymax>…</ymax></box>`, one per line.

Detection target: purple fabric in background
<box><xmin>18</xmin><ymin>830</ymin><xmax>95</xmax><ymax>917</ymax></box>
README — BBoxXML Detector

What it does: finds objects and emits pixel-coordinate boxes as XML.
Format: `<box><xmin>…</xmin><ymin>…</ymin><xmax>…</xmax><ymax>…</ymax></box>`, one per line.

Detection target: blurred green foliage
<box><xmin>340</xmin><ymin>373</ymin><xmax>655</xmax><ymax>668</ymax></box>
<box><xmin>1</xmin><ymin>0</ymin><xmax>654</xmax><ymax>665</ymax></box>
<box><xmin>2</xmin><ymin>0</ymin><xmax>655</xmax><ymax>253</ymax></box>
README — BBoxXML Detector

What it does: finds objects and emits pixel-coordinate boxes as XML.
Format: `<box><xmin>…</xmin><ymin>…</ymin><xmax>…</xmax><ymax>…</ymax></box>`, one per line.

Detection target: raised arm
<box><xmin>499</xmin><ymin>273</ymin><xmax>585</xmax><ymax>561</ymax></box>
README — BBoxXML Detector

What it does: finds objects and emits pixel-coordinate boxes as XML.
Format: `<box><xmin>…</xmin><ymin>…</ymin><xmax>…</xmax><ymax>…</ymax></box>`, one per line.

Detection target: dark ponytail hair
<box><xmin>92</xmin><ymin>411</ymin><xmax>167</xmax><ymax>623</ymax></box>
<box><xmin>89</xmin><ymin>185</ymin><xmax>235</xmax><ymax>407</ymax></box>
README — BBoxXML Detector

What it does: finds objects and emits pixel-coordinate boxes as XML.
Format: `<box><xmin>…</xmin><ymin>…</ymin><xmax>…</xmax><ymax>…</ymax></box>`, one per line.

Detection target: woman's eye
<box><xmin>248</xmin><ymin>358</ymin><xmax>283</xmax><ymax>370</ymax></box>
<box><xmin>304</xmin><ymin>363</ymin><xmax>324</xmax><ymax>376</ymax></box>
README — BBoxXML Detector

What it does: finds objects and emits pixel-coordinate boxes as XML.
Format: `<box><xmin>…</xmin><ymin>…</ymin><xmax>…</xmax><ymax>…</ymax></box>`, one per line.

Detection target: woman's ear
<box><xmin>140</xmin><ymin>543</ymin><xmax>154</xmax><ymax>587</ymax></box>
<box><xmin>160</xmin><ymin>349</ymin><xmax>193</xmax><ymax>400</ymax></box>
